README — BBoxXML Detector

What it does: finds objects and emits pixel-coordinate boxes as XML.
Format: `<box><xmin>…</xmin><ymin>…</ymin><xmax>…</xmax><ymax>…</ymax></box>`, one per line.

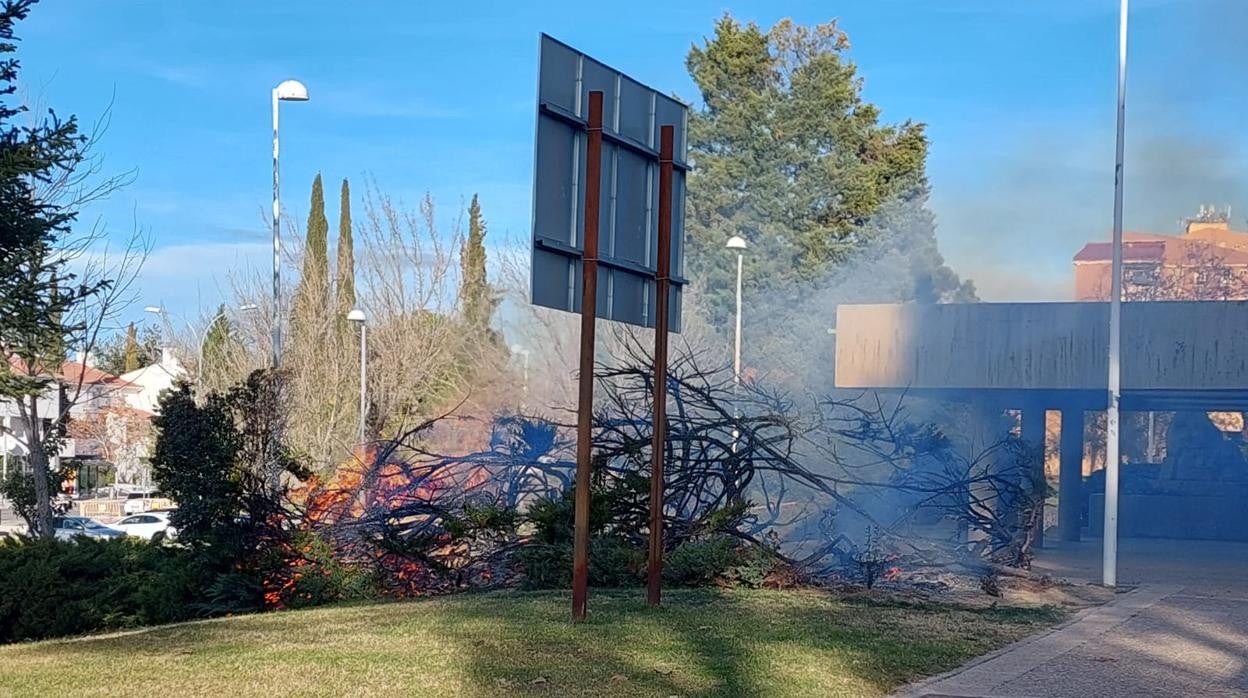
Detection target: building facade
<box><xmin>1074</xmin><ymin>210</ymin><xmax>1248</xmax><ymax>301</ymax></box>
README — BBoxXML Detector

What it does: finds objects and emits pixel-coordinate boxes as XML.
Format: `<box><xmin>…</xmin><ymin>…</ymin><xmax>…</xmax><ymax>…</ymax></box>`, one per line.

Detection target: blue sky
<box><xmin>17</xmin><ymin>0</ymin><xmax>1248</xmax><ymax>327</ymax></box>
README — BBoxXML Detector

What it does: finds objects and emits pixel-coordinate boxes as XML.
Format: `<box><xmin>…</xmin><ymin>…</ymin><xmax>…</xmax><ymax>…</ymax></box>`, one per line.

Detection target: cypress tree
<box><xmin>459</xmin><ymin>194</ymin><xmax>492</xmax><ymax>332</ymax></box>
<box><xmin>201</xmin><ymin>304</ymin><xmax>233</xmax><ymax>387</ymax></box>
<box><xmin>334</xmin><ymin>178</ymin><xmax>355</xmax><ymax>326</ymax></box>
<box><xmin>122</xmin><ymin>322</ymin><xmax>139</xmax><ymax>372</ymax></box>
<box><xmin>292</xmin><ymin>173</ymin><xmax>329</xmax><ymax>345</ymax></box>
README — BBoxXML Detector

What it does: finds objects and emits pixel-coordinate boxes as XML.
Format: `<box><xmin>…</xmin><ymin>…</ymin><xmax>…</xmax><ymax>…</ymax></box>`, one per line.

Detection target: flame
<box><xmin>265</xmin><ymin>442</ymin><xmax>496</xmax><ymax>607</ymax></box>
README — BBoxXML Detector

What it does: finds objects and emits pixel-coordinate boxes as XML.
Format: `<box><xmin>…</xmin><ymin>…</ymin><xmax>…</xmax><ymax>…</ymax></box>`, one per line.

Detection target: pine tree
<box><xmin>122</xmin><ymin>322</ymin><xmax>139</xmax><ymax>372</ymax></box>
<box><xmin>684</xmin><ymin>16</ymin><xmax>972</xmax><ymax>329</ymax></box>
<box><xmin>292</xmin><ymin>173</ymin><xmax>329</xmax><ymax>347</ymax></box>
<box><xmin>334</xmin><ymin>178</ymin><xmax>355</xmax><ymax>328</ymax></box>
<box><xmin>0</xmin><ymin>0</ymin><xmax>106</xmax><ymax>538</ymax></box>
<box><xmin>459</xmin><ymin>193</ymin><xmax>493</xmax><ymax>333</ymax></box>
<box><xmin>96</xmin><ymin>323</ymin><xmax>162</xmax><ymax>376</ymax></box>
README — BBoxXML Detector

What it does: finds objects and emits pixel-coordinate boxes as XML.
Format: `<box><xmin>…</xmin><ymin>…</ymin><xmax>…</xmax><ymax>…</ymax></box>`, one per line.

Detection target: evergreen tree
<box><xmin>122</xmin><ymin>322</ymin><xmax>139</xmax><ymax>372</ymax></box>
<box><xmin>0</xmin><ymin>0</ymin><xmax>107</xmax><ymax>538</ymax></box>
<box><xmin>97</xmin><ymin>323</ymin><xmax>161</xmax><ymax>376</ymax></box>
<box><xmin>292</xmin><ymin>173</ymin><xmax>329</xmax><ymax>347</ymax></box>
<box><xmin>334</xmin><ymin>178</ymin><xmax>355</xmax><ymax>329</ymax></box>
<box><xmin>683</xmin><ymin>16</ymin><xmax>972</xmax><ymax>329</ymax></box>
<box><xmin>459</xmin><ymin>193</ymin><xmax>494</xmax><ymax>333</ymax></box>
<box><xmin>201</xmin><ymin>304</ymin><xmax>234</xmax><ymax>389</ymax></box>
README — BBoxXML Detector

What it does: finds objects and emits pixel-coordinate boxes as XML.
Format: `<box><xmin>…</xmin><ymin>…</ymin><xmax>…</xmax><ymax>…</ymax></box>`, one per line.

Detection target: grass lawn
<box><xmin>0</xmin><ymin>588</ymin><xmax>1063</xmax><ymax>697</ymax></box>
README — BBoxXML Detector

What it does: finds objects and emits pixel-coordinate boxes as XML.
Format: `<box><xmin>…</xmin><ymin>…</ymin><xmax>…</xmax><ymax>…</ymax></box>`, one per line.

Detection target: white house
<box><xmin>117</xmin><ymin>350</ymin><xmax>186</xmax><ymax>414</ymax></box>
<box><xmin>2</xmin><ymin>356</ymin><xmax>73</xmax><ymax>477</ymax></box>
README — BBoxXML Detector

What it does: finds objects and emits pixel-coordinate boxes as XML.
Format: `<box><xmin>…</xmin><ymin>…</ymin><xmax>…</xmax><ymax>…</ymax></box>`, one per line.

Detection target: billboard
<box><xmin>530</xmin><ymin>33</ymin><xmax>689</xmax><ymax>331</ymax></box>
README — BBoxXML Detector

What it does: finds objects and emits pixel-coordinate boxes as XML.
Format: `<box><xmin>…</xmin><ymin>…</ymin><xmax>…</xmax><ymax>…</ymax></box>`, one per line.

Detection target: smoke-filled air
<box><xmin>1</xmin><ymin>2</ymin><xmax>1245</xmax><ymax>696</ymax></box>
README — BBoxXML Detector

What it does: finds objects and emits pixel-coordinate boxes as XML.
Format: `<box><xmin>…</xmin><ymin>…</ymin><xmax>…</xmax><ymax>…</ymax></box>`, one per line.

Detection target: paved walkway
<box><xmin>896</xmin><ymin>539</ymin><xmax>1248</xmax><ymax>697</ymax></box>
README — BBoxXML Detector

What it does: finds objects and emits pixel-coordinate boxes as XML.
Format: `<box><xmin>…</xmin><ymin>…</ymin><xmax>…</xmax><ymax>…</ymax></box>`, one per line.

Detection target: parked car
<box><xmin>52</xmin><ymin>516</ymin><xmax>125</xmax><ymax>541</ymax></box>
<box><xmin>112</xmin><ymin>511</ymin><xmax>176</xmax><ymax>541</ymax></box>
<box><xmin>122</xmin><ymin>489</ymin><xmax>164</xmax><ymax>515</ymax></box>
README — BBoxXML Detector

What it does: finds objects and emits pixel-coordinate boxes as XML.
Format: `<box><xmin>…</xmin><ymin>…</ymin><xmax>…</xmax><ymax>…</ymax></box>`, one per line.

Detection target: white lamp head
<box><xmin>346</xmin><ymin>308</ymin><xmax>366</xmax><ymax>323</ymax></box>
<box><xmin>274</xmin><ymin>79</ymin><xmax>309</xmax><ymax>102</ymax></box>
<box><xmin>143</xmin><ymin>306</ymin><xmax>163</xmax><ymax>314</ymax></box>
<box><xmin>238</xmin><ymin>303</ymin><xmax>259</xmax><ymax>312</ymax></box>
<box><xmin>726</xmin><ymin>235</ymin><xmax>747</xmax><ymax>251</ymax></box>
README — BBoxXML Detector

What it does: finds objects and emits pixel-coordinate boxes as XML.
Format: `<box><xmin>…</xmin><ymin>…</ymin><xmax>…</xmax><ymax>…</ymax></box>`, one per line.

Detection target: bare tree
<box><xmin>66</xmin><ymin>402</ymin><xmax>153</xmax><ymax>484</ymax></box>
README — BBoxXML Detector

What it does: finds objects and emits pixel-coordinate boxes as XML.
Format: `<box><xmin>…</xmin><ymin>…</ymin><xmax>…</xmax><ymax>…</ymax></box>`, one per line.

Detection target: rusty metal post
<box><xmin>647</xmin><ymin>125</ymin><xmax>675</xmax><ymax>607</ymax></box>
<box><xmin>572</xmin><ymin>91</ymin><xmax>604</xmax><ymax>622</ymax></box>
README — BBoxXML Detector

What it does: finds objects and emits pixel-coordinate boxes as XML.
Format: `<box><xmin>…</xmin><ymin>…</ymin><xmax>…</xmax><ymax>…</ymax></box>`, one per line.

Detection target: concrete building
<box><xmin>833</xmin><ymin>301</ymin><xmax>1248</xmax><ymax>543</ymax></box>
<box><xmin>1074</xmin><ymin>210</ymin><xmax>1248</xmax><ymax>301</ymax></box>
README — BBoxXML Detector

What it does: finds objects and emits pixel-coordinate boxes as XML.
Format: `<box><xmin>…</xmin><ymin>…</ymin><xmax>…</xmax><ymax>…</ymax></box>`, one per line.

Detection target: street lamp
<box><xmin>510</xmin><ymin>344</ymin><xmax>531</xmax><ymax>408</ymax></box>
<box><xmin>272</xmin><ymin>79</ymin><xmax>310</xmax><ymax>370</ymax></box>
<box><xmin>199</xmin><ymin>304</ymin><xmax>258</xmax><ymax>383</ymax></box>
<box><xmin>347</xmin><ymin>308</ymin><xmax>367</xmax><ymax>443</ymax></box>
<box><xmin>145</xmin><ymin>304</ymin><xmax>258</xmax><ymax>383</ymax></box>
<box><xmin>726</xmin><ymin>235</ymin><xmax>747</xmax><ymax>452</ymax></box>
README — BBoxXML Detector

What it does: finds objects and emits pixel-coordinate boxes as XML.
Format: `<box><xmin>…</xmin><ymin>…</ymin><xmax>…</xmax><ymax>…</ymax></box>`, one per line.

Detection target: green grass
<box><xmin>0</xmin><ymin>589</ymin><xmax>1063</xmax><ymax>697</ymax></box>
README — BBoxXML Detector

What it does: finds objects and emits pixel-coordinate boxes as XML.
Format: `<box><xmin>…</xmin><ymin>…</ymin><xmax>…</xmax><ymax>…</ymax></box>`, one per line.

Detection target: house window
<box><xmin>1125</xmin><ymin>266</ymin><xmax>1156</xmax><ymax>286</ymax></box>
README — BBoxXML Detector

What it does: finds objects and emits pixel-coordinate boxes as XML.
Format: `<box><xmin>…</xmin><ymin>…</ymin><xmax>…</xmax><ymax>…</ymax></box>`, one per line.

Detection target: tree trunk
<box><xmin>26</xmin><ymin>395</ymin><xmax>54</xmax><ymax>539</ymax></box>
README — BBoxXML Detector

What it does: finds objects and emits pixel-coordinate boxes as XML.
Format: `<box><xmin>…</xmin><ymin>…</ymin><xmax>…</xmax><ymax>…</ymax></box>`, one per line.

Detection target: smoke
<box><xmin>933</xmin><ymin>0</ymin><xmax>1248</xmax><ymax>302</ymax></box>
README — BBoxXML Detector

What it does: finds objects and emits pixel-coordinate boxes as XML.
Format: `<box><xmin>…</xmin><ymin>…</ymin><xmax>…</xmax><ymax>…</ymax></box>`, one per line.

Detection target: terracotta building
<box><xmin>1073</xmin><ymin>209</ymin><xmax>1248</xmax><ymax>301</ymax></box>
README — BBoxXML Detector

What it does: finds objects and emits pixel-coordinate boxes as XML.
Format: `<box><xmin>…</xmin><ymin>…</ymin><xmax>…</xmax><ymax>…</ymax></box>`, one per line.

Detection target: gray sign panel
<box><xmin>530</xmin><ymin>33</ymin><xmax>688</xmax><ymax>331</ymax></box>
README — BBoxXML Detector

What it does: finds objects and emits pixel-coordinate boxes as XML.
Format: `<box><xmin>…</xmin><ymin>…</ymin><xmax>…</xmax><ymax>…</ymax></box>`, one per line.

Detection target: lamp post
<box><xmin>347</xmin><ymin>308</ymin><xmax>367</xmax><ymax>443</ymax></box>
<box><xmin>726</xmin><ymin>235</ymin><xmax>747</xmax><ymax>452</ymax></box>
<box><xmin>145</xmin><ymin>304</ymin><xmax>259</xmax><ymax>383</ymax></box>
<box><xmin>510</xmin><ymin>344</ymin><xmax>530</xmax><ymax>409</ymax></box>
<box><xmin>199</xmin><ymin>304</ymin><xmax>258</xmax><ymax>384</ymax></box>
<box><xmin>271</xmin><ymin>79</ymin><xmax>310</xmax><ymax>369</ymax></box>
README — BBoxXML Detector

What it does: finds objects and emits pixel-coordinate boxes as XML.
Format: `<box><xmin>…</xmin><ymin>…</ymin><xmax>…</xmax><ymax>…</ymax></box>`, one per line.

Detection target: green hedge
<box><xmin>0</xmin><ymin>537</ymin><xmax>205</xmax><ymax>643</ymax></box>
<box><xmin>517</xmin><ymin>534</ymin><xmax>780</xmax><ymax>590</ymax></box>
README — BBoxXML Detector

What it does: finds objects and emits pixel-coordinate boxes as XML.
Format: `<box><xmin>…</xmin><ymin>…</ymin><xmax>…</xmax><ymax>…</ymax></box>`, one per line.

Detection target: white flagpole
<box><xmin>1104</xmin><ymin>0</ymin><xmax>1129</xmax><ymax>588</ymax></box>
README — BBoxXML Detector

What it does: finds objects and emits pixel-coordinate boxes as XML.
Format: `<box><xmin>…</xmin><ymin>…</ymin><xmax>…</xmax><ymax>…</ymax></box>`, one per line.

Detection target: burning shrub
<box><xmin>259</xmin><ymin>529</ymin><xmax>382</xmax><ymax>609</ymax></box>
<box><xmin>284</xmin><ymin>428</ymin><xmax>532</xmax><ymax>599</ymax></box>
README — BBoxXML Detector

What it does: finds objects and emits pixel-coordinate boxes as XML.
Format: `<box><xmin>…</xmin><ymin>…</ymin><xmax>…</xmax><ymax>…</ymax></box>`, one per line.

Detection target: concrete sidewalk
<box><xmin>896</xmin><ymin>584</ymin><xmax>1248</xmax><ymax>697</ymax></box>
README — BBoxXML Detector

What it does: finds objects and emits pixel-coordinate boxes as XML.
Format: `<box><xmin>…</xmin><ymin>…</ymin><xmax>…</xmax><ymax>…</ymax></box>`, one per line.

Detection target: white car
<box><xmin>122</xmin><ymin>489</ymin><xmax>163</xmax><ymax>515</ymax></box>
<box><xmin>112</xmin><ymin>512</ymin><xmax>177</xmax><ymax>541</ymax></box>
<box><xmin>52</xmin><ymin>516</ymin><xmax>126</xmax><ymax>541</ymax></box>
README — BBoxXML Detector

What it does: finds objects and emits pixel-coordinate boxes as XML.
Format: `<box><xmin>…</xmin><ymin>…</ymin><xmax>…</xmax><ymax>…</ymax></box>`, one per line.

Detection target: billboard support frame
<box><xmin>571</xmin><ymin>91</ymin><xmax>604</xmax><ymax>623</ymax></box>
<box><xmin>646</xmin><ymin>125</ymin><xmax>675</xmax><ymax>608</ymax></box>
<box><xmin>530</xmin><ymin>34</ymin><xmax>688</xmax><ymax>621</ymax></box>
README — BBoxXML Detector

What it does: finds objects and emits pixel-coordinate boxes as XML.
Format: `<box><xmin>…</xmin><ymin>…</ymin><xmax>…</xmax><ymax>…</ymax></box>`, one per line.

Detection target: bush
<box><xmin>518</xmin><ymin>486</ymin><xmax>779</xmax><ymax>590</ymax></box>
<box><xmin>665</xmin><ymin>535</ymin><xmax>780</xmax><ymax>588</ymax></box>
<box><xmin>664</xmin><ymin>536</ymin><xmax>739</xmax><ymax>587</ymax></box>
<box><xmin>516</xmin><ymin>535</ymin><xmax>645</xmax><ymax>589</ymax></box>
<box><xmin>0</xmin><ymin>537</ymin><xmax>204</xmax><ymax>643</ymax></box>
<box><xmin>262</xmin><ymin>530</ymin><xmax>381</xmax><ymax>609</ymax></box>
<box><xmin>517</xmin><ymin>534</ymin><xmax>780</xmax><ymax>590</ymax></box>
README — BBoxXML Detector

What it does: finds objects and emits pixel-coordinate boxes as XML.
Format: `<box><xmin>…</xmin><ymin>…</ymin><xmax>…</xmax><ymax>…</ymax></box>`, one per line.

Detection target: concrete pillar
<box><xmin>1021</xmin><ymin>404</ymin><xmax>1047</xmax><ymax>549</ymax></box>
<box><xmin>968</xmin><ymin>398</ymin><xmax>1017</xmax><ymax>545</ymax></box>
<box><xmin>1058</xmin><ymin>406</ymin><xmax>1085</xmax><ymax>542</ymax></box>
